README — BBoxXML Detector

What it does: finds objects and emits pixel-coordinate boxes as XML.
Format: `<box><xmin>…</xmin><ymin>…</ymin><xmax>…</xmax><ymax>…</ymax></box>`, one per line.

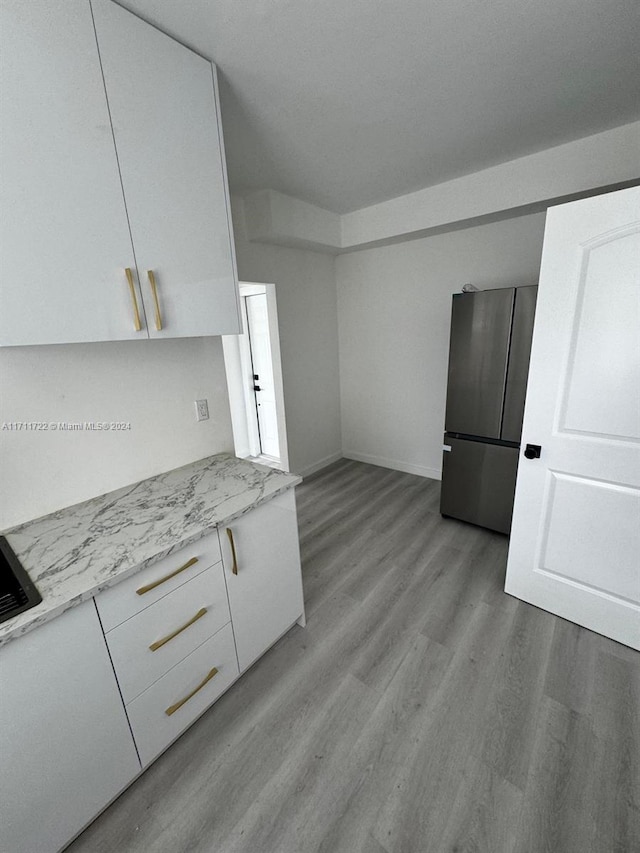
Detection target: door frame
<box><xmin>222</xmin><ymin>282</ymin><xmax>290</xmax><ymax>471</ymax></box>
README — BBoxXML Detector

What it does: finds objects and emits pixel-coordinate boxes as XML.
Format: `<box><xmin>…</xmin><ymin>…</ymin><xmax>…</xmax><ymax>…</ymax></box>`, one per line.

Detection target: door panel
<box><xmin>539</xmin><ymin>472</ymin><xmax>639</xmax><ymax>604</ymax></box>
<box><xmin>505</xmin><ymin>186</ymin><xmax>640</xmax><ymax>650</ymax></box>
<box><xmin>0</xmin><ymin>0</ymin><xmax>142</xmax><ymax>346</ymax></box>
<box><xmin>561</xmin><ymin>232</ymin><xmax>640</xmax><ymax>439</ymax></box>
<box><xmin>91</xmin><ymin>0</ymin><xmax>240</xmax><ymax>338</ymax></box>
<box><xmin>501</xmin><ymin>286</ymin><xmax>538</xmax><ymax>442</ymax></box>
<box><xmin>440</xmin><ymin>438</ymin><xmax>519</xmax><ymax>534</ymax></box>
<box><xmin>444</xmin><ymin>289</ymin><xmax>514</xmax><ymax>438</ymax></box>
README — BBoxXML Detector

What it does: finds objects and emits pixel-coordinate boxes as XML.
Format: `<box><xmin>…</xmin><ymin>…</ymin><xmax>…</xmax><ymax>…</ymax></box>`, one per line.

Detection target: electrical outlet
<box><xmin>195</xmin><ymin>399</ymin><xmax>209</xmax><ymax>421</ymax></box>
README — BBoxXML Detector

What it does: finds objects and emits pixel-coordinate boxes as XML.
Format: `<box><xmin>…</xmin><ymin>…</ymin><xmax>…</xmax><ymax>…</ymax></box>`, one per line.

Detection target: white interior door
<box><xmin>246</xmin><ymin>293</ymin><xmax>280</xmax><ymax>458</ymax></box>
<box><xmin>505</xmin><ymin>186</ymin><xmax>640</xmax><ymax>650</ymax></box>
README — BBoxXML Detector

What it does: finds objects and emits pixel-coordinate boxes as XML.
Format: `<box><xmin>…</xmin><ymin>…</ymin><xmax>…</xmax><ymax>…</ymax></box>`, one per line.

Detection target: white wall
<box><xmin>0</xmin><ymin>337</ymin><xmax>233</xmax><ymax>528</ymax></box>
<box><xmin>336</xmin><ymin>212</ymin><xmax>548</xmax><ymax>479</ymax></box>
<box><xmin>340</xmin><ymin>121</ymin><xmax>640</xmax><ymax>248</ymax></box>
<box><xmin>231</xmin><ymin>196</ymin><xmax>342</xmax><ymax>476</ymax></box>
<box><xmin>238</xmin><ymin>123</ymin><xmax>640</xmax><ymax>252</ymax></box>
<box><xmin>244</xmin><ymin>189</ymin><xmax>341</xmax><ymax>252</ymax></box>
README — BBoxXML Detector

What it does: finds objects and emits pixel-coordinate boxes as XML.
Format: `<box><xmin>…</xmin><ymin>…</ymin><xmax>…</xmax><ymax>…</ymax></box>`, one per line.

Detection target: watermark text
<box><xmin>2</xmin><ymin>421</ymin><xmax>132</xmax><ymax>432</ymax></box>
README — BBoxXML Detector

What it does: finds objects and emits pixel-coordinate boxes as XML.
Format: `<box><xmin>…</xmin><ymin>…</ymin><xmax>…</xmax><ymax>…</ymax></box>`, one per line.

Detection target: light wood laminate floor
<box><xmin>68</xmin><ymin>459</ymin><xmax>639</xmax><ymax>853</ymax></box>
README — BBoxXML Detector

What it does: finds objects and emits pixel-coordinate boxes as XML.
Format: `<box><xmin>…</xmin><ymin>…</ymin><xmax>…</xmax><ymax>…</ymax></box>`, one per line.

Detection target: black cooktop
<box><xmin>0</xmin><ymin>535</ymin><xmax>42</xmax><ymax>625</ymax></box>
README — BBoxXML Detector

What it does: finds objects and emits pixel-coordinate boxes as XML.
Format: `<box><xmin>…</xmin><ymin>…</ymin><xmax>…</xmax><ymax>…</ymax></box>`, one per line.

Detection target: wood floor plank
<box><xmin>66</xmin><ymin>460</ymin><xmax>640</xmax><ymax>853</ymax></box>
<box><xmin>419</xmin><ymin>536</ymin><xmax>505</xmax><ymax>648</ymax></box>
<box><xmin>222</xmin><ymin>673</ymin><xmax>379</xmax><ymax>853</ymax></box>
<box><xmin>317</xmin><ymin>633</ymin><xmax>454</xmax><ymax>853</ymax></box>
<box><xmin>479</xmin><ymin>600</ymin><xmax>556</xmax><ymax>790</ymax></box>
<box><xmin>589</xmin><ymin>651</ymin><xmax>640</xmax><ymax>852</ymax></box>
<box><xmin>437</xmin><ymin>756</ymin><xmax>523</xmax><ymax>853</ymax></box>
<box><xmin>371</xmin><ymin>601</ymin><xmax>516</xmax><ymax>852</ymax></box>
<box><xmin>349</xmin><ymin>544</ymin><xmax>462</xmax><ymax>693</ymax></box>
<box><xmin>511</xmin><ymin>697</ymin><xmax>600</xmax><ymax>853</ymax></box>
<box><xmin>544</xmin><ymin>618</ymin><xmax>598</xmax><ymax>714</ymax></box>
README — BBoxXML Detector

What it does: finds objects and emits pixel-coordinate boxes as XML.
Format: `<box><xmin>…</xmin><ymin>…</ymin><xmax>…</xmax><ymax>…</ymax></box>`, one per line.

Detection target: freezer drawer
<box><xmin>440</xmin><ymin>437</ymin><xmax>519</xmax><ymax>534</ymax></box>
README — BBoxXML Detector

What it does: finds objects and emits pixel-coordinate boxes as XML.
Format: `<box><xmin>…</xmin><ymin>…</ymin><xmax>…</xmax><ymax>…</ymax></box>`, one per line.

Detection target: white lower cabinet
<box><xmin>0</xmin><ymin>600</ymin><xmax>140</xmax><ymax>853</ymax></box>
<box><xmin>95</xmin><ymin>530</ymin><xmax>222</xmax><ymax>631</ymax></box>
<box><xmin>97</xmin><ymin>545</ymin><xmax>241</xmax><ymax>769</ymax></box>
<box><xmin>1</xmin><ymin>489</ymin><xmax>304</xmax><ymax>851</ymax></box>
<box><xmin>126</xmin><ymin>623</ymin><xmax>239</xmax><ymax>767</ymax></box>
<box><xmin>220</xmin><ymin>490</ymin><xmax>305</xmax><ymax>672</ymax></box>
<box><xmin>104</xmin><ymin>563</ymin><xmax>231</xmax><ymax>703</ymax></box>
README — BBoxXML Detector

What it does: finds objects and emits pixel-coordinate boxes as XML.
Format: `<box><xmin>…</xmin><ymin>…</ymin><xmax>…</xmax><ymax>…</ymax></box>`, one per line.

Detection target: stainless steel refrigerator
<box><xmin>440</xmin><ymin>286</ymin><xmax>537</xmax><ymax>534</ymax></box>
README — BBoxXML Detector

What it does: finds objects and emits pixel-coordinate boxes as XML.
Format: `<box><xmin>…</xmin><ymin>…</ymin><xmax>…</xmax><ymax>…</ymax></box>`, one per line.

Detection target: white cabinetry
<box><xmin>0</xmin><ymin>600</ymin><xmax>140</xmax><ymax>853</ymax></box>
<box><xmin>0</xmin><ymin>483</ymin><xmax>304</xmax><ymax>851</ymax></box>
<box><xmin>0</xmin><ymin>0</ymin><xmax>142</xmax><ymax>346</ymax></box>
<box><xmin>104</xmin><ymin>563</ymin><xmax>231</xmax><ymax>704</ymax></box>
<box><xmin>126</xmin><ymin>622</ymin><xmax>238</xmax><ymax>766</ymax></box>
<box><xmin>91</xmin><ymin>0</ymin><xmax>240</xmax><ymax>338</ymax></box>
<box><xmin>0</xmin><ymin>0</ymin><xmax>240</xmax><ymax>347</ymax></box>
<box><xmin>95</xmin><ymin>530</ymin><xmax>222</xmax><ymax>631</ymax></box>
<box><xmin>220</xmin><ymin>490</ymin><xmax>305</xmax><ymax>672</ymax></box>
<box><xmin>95</xmin><ymin>536</ymin><xmax>240</xmax><ymax>767</ymax></box>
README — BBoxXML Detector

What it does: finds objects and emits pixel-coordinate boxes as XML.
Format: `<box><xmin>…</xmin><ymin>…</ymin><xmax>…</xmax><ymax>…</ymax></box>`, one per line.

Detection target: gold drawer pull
<box><xmin>136</xmin><ymin>556</ymin><xmax>198</xmax><ymax>596</ymax></box>
<box><xmin>149</xmin><ymin>607</ymin><xmax>208</xmax><ymax>652</ymax></box>
<box><xmin>147</xmin><ymin>270</ymin><xmax>163</xmax><ymax>331</ymax></box>
<box><xmin>226</xmin><ymin>528</ymin><xmax>238</xmax><ymax>575</ymax></box>
<box><xmin>165</xmin><ymin>666</ymin><xmax>219</xmax><ymax>717</ymax></box>
<box><xmin>125</xmin><ymin>267</ymin><xmax>142</xmax><ymax>331</ymax></box>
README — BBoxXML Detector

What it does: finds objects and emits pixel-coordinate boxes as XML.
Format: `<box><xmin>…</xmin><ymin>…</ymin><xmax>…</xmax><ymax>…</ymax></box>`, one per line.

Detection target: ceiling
<box><xmin>121</xmin><ymin>0</ymin><xmax>640</xmax><ymax>213</ymax></box>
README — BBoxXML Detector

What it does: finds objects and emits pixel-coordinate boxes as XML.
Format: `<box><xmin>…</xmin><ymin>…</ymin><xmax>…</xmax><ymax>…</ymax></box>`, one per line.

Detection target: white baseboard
<box><xmin>294</xmin><ymin>450</ymin><xmax>442</xmax><ymax>481</ymax></box>
<box><xmin>295</xmin><ymin>451</ymin><xmax>343</xmax><ymax>478</ymax></box>
<box><xmin>342</xmin><ymin>450</ymin><xmax>441</xmax><ymax>481</ymax></box>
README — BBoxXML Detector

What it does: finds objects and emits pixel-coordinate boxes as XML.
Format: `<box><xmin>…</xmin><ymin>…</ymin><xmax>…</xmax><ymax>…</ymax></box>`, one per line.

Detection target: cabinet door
<box><xmin>0</xmin><ymin>601</ymin><xmax>140</xmax><ymax>853</ymax></box>
<box><xmin>220</xmin><ymin>491</ymin><xmax>305</xmax><ymax>672</ymax></box>
<box><xmin>0</xmin><ymin>0</ymin><xmax>145</xmax><ymax>346</ymax></box>
<box><xmin>91</xmin><ymin>0</ymin><xmax>241</xmax><ymax>339</ymax></box>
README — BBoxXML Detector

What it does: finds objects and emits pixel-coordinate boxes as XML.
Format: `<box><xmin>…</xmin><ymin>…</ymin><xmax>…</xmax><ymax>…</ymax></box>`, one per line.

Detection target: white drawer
<box><xmin>126</xmin><ymin>622</ymin><xmax>239</xmax><ymax>767</ymax></box>
<box><xmin>96</xmin><ymin>531</ymin><xmax>222</xmax><ymax>632</ymax></box>
<box><xmin>104</xmin><ymin>564</ymin><xmax>231</xmax><ymax>703</ymax></box>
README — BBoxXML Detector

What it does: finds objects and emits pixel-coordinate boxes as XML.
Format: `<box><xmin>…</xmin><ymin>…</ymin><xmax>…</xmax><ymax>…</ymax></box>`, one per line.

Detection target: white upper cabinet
<box><xmin>91</xmin><ymin>0</ymin><xmax>241</xmax><ymax>338</ymax></box>
<box><xmin>0</xmin><ymin>0</ymin><xmax>144</xmax><ymax>346</ymax></box>
<box><xmin>0</xmin><ymin>0</ymin><xmax>240</xmax><ymax>347</ymax></box>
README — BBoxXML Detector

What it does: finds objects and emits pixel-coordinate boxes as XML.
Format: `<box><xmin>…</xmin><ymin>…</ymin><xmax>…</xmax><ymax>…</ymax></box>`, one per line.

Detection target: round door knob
<box><xmin>524</xmin><ymin>444</ymin><xmax>541</xmax><ymax>459</ymax></box>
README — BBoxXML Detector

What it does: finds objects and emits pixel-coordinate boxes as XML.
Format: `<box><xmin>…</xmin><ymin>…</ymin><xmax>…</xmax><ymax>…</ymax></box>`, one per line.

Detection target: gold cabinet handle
<box><xmin>226</xmin><ymin>528</ymin><xmax>238</xmax><ymax>575</ymax></box>
<box><xmin>136</xmin><ymin>556</ymin><xmax>198</xmax><ymax>596</ymax></box>
<box><xmin>147</xmin><ymin>270</ymin><xmax>163</xmax><ymax>330</ymax></box>
<box><xmin>124</xmin><ymin>267</ymin><xmax>142</xmax><ymax>331</ymax></box>
<box><xmin>165</xmin><ymin>666</ymin><xmax>219</xmax><ymax>716</ymax></box>
<box><xmin>149</xmin><ymin>607</ymin><xmax>208</xmax><ymax>652</ymax></box>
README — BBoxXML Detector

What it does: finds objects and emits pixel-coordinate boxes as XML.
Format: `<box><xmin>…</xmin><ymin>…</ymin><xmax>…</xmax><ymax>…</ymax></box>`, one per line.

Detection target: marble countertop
<box><xmin>0</xmin><ymin>454</ymin><xmax>301</xmax><ymax>647</ymax></box>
